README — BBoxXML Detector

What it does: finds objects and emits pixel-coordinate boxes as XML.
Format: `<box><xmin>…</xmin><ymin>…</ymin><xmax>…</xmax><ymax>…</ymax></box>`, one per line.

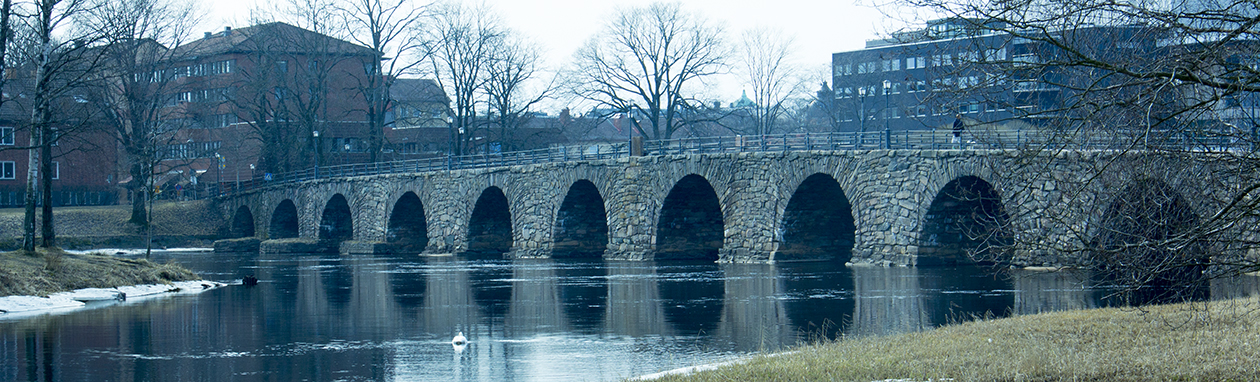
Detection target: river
<box><xmin>2</xmin><ymin>250</ymin><xmax>1258</xmax><ymax>381</ymax></box>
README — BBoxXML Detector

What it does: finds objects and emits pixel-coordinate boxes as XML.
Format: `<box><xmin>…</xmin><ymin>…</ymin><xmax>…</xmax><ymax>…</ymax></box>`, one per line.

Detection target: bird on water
<box><xmin>451</xmin><ymin>332</ymin><xmax>467</xmax><ymax>346</ymax></box>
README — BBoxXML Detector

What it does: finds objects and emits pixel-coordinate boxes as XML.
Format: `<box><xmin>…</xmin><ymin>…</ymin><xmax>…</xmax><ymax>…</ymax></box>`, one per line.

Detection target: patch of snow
<box><xmin>0</xmin><ymin>296</ymin><xmax>84</xmax><ymax>314</ymax></box>
<box><xmin>0</xmin><ymin>281</ymin><xmax>226</xmax><ymax>320</ymax></box>
<box><xmin>50</xmin><ymin>288</ymin><xmax>123</xmax><ymax>302</ymax></box>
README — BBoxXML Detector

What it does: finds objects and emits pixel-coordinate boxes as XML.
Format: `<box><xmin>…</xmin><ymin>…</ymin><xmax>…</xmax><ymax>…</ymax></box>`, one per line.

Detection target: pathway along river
<box><xmin>3</xmin><ymin>250</ymin><xmax>1259</xmax><ymax>381</ymax></box>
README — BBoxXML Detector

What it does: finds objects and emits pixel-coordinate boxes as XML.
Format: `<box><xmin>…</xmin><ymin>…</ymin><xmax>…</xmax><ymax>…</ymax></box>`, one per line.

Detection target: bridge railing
<box><xmin>217</xmin><ymin>129</ymin><xmax>1254</xmax><ymax>197</ymax></box>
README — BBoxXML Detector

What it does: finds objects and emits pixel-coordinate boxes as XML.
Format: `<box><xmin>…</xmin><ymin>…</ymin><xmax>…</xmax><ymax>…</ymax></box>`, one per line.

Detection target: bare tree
<box><xmin>337</xmin><ymin>0</ymin><xmax>426</xmax><ymax>162</ymax></box>
<box><xmin>571</xmin><ymin>1</ymin><xmax>726</xmax><ymax>140</ymax></box>
<box><xmin>82</xmin><ymin>0</ymin><xmax>199</xmax><ymax>227</ymax></box>
<box><xmin>17</xmin><ymin>0</ymin><xmax>114</xmax><ymax>249</ymax></box>
<box><xmin>735</xmin><ymin>27</ymin><xmax>801</xmax><ymax>136</ymax></box>
<box><xmin>484</xmin><ymin>34</ymin><xmax>555</xmax><ymax>152</ymax></box>
<box><xmin>424</xmin><ymin>0</ymin><xmax>500</xmax><ymax>155</ymax></box>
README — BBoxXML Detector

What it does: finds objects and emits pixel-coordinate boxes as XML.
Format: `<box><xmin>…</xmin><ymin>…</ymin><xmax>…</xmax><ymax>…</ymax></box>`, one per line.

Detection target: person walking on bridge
<box><xmin>952</xmin><ymin>114</ymin><xmax>965</xmax><ymax>148</ymax></box>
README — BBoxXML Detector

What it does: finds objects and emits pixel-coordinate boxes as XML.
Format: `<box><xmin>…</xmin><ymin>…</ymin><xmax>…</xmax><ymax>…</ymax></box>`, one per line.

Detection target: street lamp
<box><xmin>857</xmin><ymin>86</ymin><xmax>866</xmax><ymax>134</ymax></box>
<box><xmin>882</xmin><ymin>80</ymin><xmax>892</xmax><ymax>149</ymax></box>
<box><xmin>312</xmin><ymin>130</ymin><xmax>319</xmax><ymax>179</ymax></box>
<box><xmin>214</xmin><ymin>153</ymin><xmax>223</xmax><ymax>195</ymax></box>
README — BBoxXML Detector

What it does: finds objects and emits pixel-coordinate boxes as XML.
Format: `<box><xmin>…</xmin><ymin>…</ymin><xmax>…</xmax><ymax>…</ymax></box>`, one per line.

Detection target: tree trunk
<box><xmin>21</xmin><ymin>130</ymin><xmax>37</xmax><ymax>251</ymax></box>
<box><xmin>128</xmin><ymin>161</ymin><xmax>147</xmax><ymax>225</ymax></box>
<box><xmin>39</xmin><ymin>122</ymin><xmax>53</xmax><ymax>247</ymax></box>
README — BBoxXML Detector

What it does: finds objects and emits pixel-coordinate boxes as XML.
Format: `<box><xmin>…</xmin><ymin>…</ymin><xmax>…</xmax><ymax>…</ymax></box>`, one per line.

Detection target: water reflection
<box><xmin>2</xmin><ymin>250</ymin><xmax>1257</xmax><ymax>382</ymax></box>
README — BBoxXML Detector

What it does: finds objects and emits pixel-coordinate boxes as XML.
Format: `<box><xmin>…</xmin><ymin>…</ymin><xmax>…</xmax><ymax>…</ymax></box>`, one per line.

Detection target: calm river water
<box><xmin>3</xmin><ymin>250</ymin><xmax>1259</xmax><ymax>381</ymax></box>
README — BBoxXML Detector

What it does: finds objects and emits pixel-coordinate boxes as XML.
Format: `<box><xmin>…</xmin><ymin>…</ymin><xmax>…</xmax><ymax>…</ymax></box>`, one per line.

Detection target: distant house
<box><xmin>385</xmin><ymin>78</ymin><xmax>452</xmax><ymax>158</ymax></box>
<box><xmin>153</xmin><ymin>22</ymin><xmax>380</xmax><ymax>187</ymax></box>
<box><xmin>0</xmin><ymin>81</ymin><xmax>120</xmax><ymax>208</ymax></box>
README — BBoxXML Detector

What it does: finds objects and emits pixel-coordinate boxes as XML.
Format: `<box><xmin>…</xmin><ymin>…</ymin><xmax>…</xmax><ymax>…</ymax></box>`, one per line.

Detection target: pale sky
<box><xmin>206</xmin><ymin>0</ymin><xmax>897</xmax><ymax>113</ymax></box>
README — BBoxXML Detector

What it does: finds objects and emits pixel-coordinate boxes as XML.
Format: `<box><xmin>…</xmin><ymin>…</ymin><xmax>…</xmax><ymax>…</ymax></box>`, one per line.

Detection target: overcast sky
<box><xmin>208</xmin><ymin>0</ymin><xmax>898</xmax><ymax>111</ymax></box>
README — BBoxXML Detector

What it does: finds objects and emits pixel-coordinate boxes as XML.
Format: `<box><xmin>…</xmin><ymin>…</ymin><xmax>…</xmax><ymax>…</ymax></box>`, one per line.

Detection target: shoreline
<box><xmin>0</xmin><ymin>280</ymin><xmax>228</xmax><ymax>320</ymax></box>
<box><xmin>645</xmin><ymin>296</ymin><xmax>1260</xmax><ymax>381</ymax></box>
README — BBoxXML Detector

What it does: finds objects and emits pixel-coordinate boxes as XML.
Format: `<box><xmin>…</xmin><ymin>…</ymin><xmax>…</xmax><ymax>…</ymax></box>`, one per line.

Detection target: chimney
<box><xmin>223</xmin><ymin>26</ymin><xmax>232</xmax><ymax>36</ymax></box>
<box><xmin>204</xmin><ymin>32</ymin><xmax>212</xmax><ymax>39</ymax></box>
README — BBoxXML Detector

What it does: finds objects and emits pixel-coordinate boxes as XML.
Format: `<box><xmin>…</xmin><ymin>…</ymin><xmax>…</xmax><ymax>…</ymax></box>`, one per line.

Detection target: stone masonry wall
<box><xmin>217</xmin><ymin>150</ymin><xmax>1241</xmax><ymax>266</ymax></box>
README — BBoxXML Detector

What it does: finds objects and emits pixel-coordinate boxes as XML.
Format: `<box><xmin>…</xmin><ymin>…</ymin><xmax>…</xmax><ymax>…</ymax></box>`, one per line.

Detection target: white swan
<box><xmin>451</xmin><ymin>332</ymin><xmax>467</xmax><ymax>346</ymax></box>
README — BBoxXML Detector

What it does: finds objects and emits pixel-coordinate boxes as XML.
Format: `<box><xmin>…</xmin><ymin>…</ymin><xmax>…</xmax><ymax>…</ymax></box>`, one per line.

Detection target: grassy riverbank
<box><xmin>654</xmin><ymin>297</ymin><xmax>1260</xmax><ymax>381</ymax></box>
<box><xmin>0</xmin><ymin>200</ymin><xmax>224</xmax><ymax>250</ymax></box>
<box><xmin>0</xmin><ymin>248</ymin><xmax>199</xmax><ymax>297</ymax></box>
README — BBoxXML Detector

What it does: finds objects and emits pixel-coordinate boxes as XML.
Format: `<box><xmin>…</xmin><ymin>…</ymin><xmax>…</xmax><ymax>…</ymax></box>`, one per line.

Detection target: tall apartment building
<box><xmin>156</xmin><ymin>22</ymin><xmax>380</xmax><ymax>188</ymax></box>
<box><xmin>831</xmin><ymin>19</ymin><xmax>1164</xmax><ymax>133</ymax></box>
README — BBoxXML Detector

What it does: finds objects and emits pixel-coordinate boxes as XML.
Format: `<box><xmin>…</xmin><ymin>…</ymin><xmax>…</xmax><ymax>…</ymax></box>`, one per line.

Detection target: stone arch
<box><xmin>319</xmin><ymin>193</ymin><xmax>353</xmax><ymax>245</ymax></box>
<box><xmin>466</xmin><ymin>186</ymin><xmax>512</xmax><ymax>255</ymax></box>
<box><xmin>1094</xmin><ymin>177</ymin><xmax>1206</xmax><ymax>304</ymax></box>
<box><xmin>656</xmin><ymin>174</ymin><xmax>723</xmax><ymax>261</ymax></box>
<box><xmin>553</xmin><ymin>180</ymin><xmax>609</xmax><ymax>258</ymax></box>
<box><xmin>269</xmin><ymin>199</ymin><xmax>300</xmax><ymax>239</ymax></box>
<box><xmin>917</xmin><ymin>175</ymin><xmax>1012</xmax><ymax>266</ymax></box>
<box><xmin>230</xmin><ymin>205</ymin><xmax>256</xmax><ymax>238</ymax></box>
<box><xmin>386</xmin><ymin>191</ymin><xmax>428</xmax><ymax>252</ymax></box>
<box><xmin>776</xmin><ymin>173</ymin><xmax>856</xmax><ymax>262</ymax></box>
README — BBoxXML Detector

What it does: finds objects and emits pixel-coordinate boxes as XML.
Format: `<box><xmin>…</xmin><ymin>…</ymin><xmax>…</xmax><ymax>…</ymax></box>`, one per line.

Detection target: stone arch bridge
<box><xmin>214</xmin><ymin>147</ymin><xmax>1241</xmax><ymax>267</ymax></box>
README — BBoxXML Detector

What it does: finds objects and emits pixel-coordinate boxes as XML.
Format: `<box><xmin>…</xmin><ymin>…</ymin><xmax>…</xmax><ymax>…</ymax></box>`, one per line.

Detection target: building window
<box><xmin>213</xmin><ymin>113</ymin><xmax>238</xmax><ymax>127</ymax></box>
<box><xmin>0</xmin><ymin>126</ymin><xmax>12</xmax><ymax>145</ymax></box>
<box><xmin>882</xmin><ymin>59</ymin><xmax>900</xmax><ymax>72</ymax></box>
<box><xmin>209</xmin><ymin>60</ymin><xmax>234</xmax><ymax>75</ymax></box>
<box><xmin>51</xmin><ymin>161</ymin><xmax>58</xmax><ymax>180</ymax></box>
<box><xmin>0</xmin><ymin>161</ymin><xmax>13</xmax><ymax>179</ymax></box>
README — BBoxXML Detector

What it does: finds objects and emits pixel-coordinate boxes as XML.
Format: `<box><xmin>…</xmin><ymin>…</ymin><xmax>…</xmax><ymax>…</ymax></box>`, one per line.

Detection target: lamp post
<box><xmin>312</xmin><ymin>130</ymin><xmax>319</xmax><ymax>179</ymax></box>
<box><xmin>882</xmin><ymin>80</ymin><xmax>892</xmax><ymax>149</ymax></box>
<box><xmin>857</xmin><ymin>86</ymin><xmax>866</xmax><ymax>134</ymax></box>
<box><xmin>214</xmin><ymin>153</ymin><xmax>223</xmax><ymax>196</ymax></box>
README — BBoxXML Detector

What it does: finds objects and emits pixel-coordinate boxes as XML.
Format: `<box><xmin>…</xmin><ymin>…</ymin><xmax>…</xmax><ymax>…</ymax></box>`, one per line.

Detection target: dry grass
<box><xmin>0</xmin><ymin>248</ymin><xmax>199</xmax><ymax>297</ymax></box>
<box><xmin>0</xmin><ymin>200</ymin><xmax>223</xmax><ymax>238</ymax></box>
<box><xmin>654</xmin><ymin>298</ymin><xmax>1260</xmax><ymax>381</ymax></box>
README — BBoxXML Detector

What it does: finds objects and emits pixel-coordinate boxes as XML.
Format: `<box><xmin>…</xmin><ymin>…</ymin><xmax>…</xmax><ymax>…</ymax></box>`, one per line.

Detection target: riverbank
<box><xmin>651</xmin><ymin>296</ymin><xmax>1260</xmax><ymax>381</ymax></box>
<box><xmin>0</xmin><ymin>248</ymin><xmax>200</xmax><ymax>298</ymax></box>
<box><xmin>0</xmin><ymin>200</ymin><xmax>224</xmax><ymax>250</ymax></box>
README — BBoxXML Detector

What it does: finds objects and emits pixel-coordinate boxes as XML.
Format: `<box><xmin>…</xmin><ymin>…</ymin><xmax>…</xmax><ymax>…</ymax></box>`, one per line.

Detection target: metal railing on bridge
<box><xmin>210</xmin><ymin>129</ymin><xmax>1250</xmax><ymax>197</ymax></box>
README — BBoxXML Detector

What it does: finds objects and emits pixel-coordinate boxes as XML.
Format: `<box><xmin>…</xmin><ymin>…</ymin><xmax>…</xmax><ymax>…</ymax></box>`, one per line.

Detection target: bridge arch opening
<box><xmin>386</xmin><ymin>192</ymin><xmax>428</xmax><ymax>252</ymax></box>
<box><xmin>319</xmin><ymin>194</ymin><xmax>353</xmax><ymax>244</ymax></box>
<box><xmin>777</xmin><ymin>173</ymin><xmax>856</xmax><ymax>262</ymax></box>
<box><xmin>553</xmin><ymin>180</ymin><xmax>609</xmax><ymax>258</ymax></box>
<box><xmin>466</xmin><ymin>186</ymin><xmax>512</xmax><ymax>255</ymax></box>
<box><xmin>1094</xmin><ymin>178</ymin><xmax>1206</xmax><ymax>305</ymax></box>
<box><xmin>269</xmin><ymin>199</ymin><xmax>299</xmax><ymax>239</ymax></box>
<box><xmin>230</xmin><ymin>205</ymin><xmax>256</xmax><ymax>238</ymax></box>
<box><xmin>918</xmin><ymin>176</ymin><xmax>1012</xmax><ymax>266</ymax></box>
<box><xmin>656</xmin><ymin>174</ymin><xmax>723</xmax><ymax>261</ymax></box>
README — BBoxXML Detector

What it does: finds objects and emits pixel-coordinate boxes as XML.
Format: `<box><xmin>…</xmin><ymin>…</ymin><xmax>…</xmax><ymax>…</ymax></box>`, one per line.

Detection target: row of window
<box><xmin>162</xmin><ymin>141</ymin><xmax>222</xmax><ymax>160</ymax></box>
<box><xmin>836</xmin><ymin>76</ymin><xmax>990</xmax><ymax>99</ymax></box>
<box><xmin>836</xmin><ymin>48</ymin><xmax>1009</xmax><ymax>76</ymax></box>
<box><xmin>170</xmin><ymin>88</ymin><xmax>233</xmax><ymax>106</ymax></box>
<box><xmin>0</xmin><ymin>161</ymin><xmax>57</xmax><ymax>180</ymax></box>
<box><xmin>837</xmin><ymin>101</ymin><xmax>1004</xmax><ymax>122</ymax></box>
<box><xmin>139</xmin><ymin>60</ymin><xmax>235</xmax><ymax>83</ymax></box>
